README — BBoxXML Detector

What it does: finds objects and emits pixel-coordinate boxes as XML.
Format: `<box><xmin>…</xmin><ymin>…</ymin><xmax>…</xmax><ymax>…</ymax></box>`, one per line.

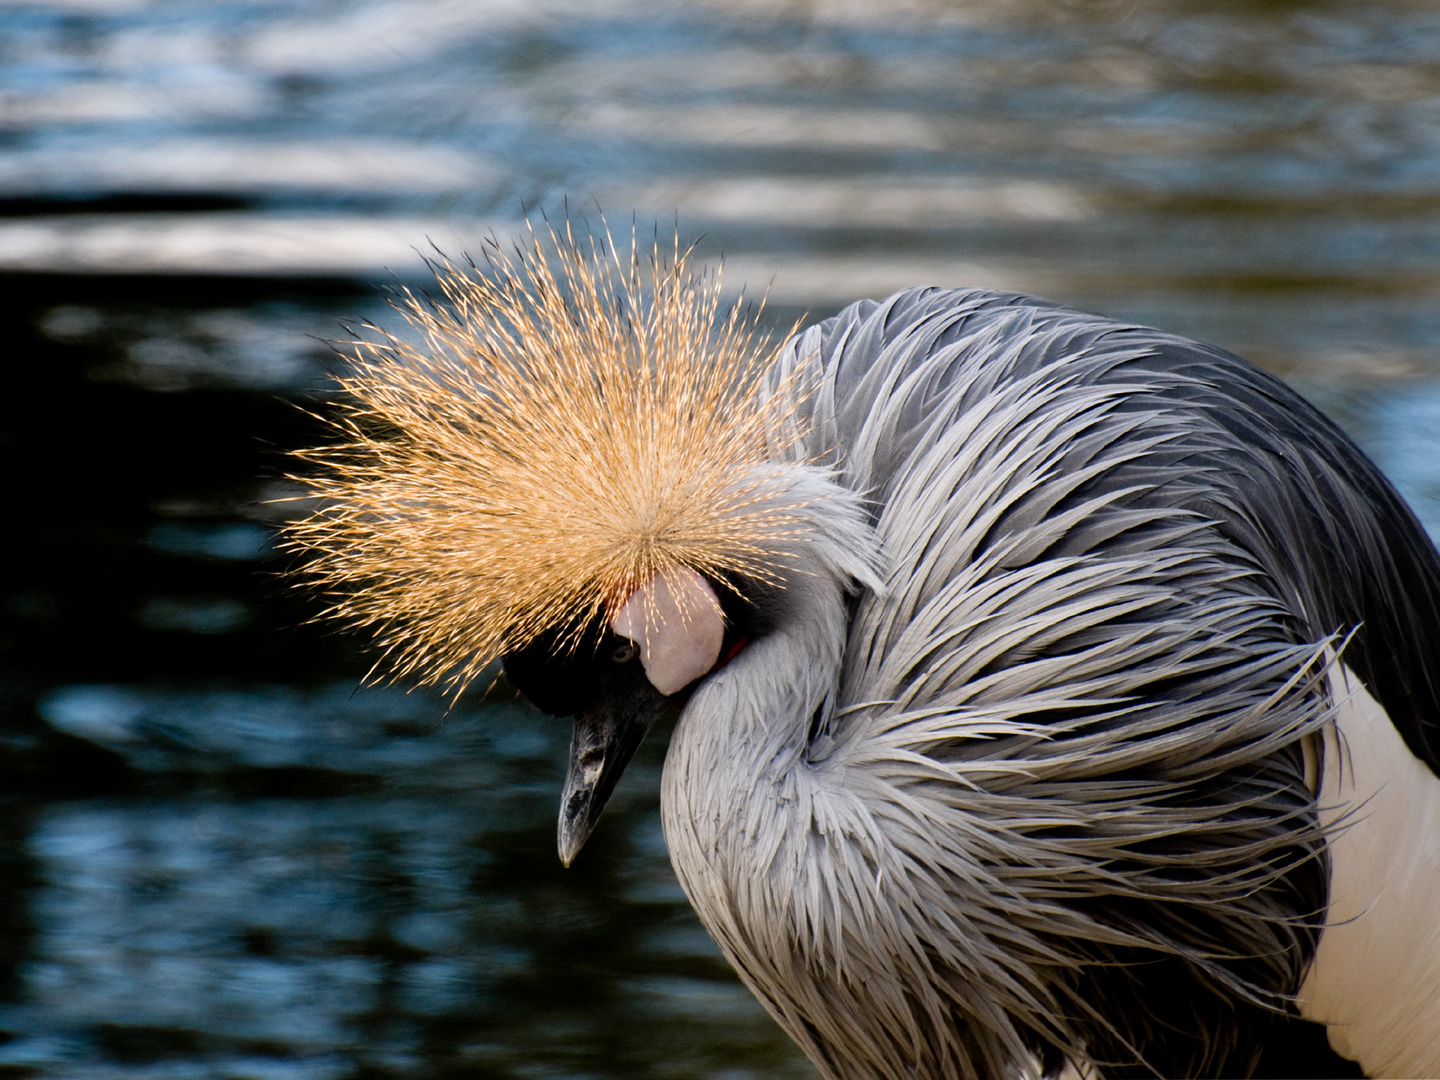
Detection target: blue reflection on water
<box><xmin>145</xmin><ymin>523</ymin><xmax>275</xmax><ymax>562</ymax></box>
<box><xmin>1290</xmin><ymin>377</ymin><xmax>1440</xmax><ymax>543</ymax></box>
<box><xmin>1367</xmin><ymin>383</ymin><xmax>1440</xmax><ymax>540</ymax></box>
<box><xmin>38</xmin><ymin>683</ymin><xmax>515</xmax><ymax>776</ymax></box>
<box><xmin>7</xmin><ymin>679</ymin><xmax>809</xmax><ymax>1077</ymax></box>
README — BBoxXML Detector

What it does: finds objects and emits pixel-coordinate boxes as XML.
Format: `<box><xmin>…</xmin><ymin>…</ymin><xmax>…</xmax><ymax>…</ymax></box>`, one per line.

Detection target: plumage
<box><xmin>285</xmin><ymin>232</ymin><xmax>1440</xmax><ymax>1079</ymax></box>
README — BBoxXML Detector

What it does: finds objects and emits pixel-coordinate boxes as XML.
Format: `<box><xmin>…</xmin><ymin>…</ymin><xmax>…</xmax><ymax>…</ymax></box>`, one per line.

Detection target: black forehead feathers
<box><xmin>500</xmin><ymin>572</ymin><xmax>780</xmax><ymax>717</ymax></box>
<box><xmin>501</xmin><ymin>621</ymin><xmax>611</xmax><ymax>718</ymax></box>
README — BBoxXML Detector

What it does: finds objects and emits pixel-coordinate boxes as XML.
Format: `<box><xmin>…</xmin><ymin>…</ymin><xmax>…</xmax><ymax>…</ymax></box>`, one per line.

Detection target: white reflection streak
<box><xmin>578</xmin><ymin>102</ymin><xmax>950</xmax><ymax>151</ymax></box>
<box><xmin>620</xmin><ymin>178</ymin><xmax>1095</xmax><ymax>226</ymax></box>
<box><xmin>0</xmin><ymin>215</ymin><xmax>509</xmax><ymax>276</ymax></box>
<box><xmin>0</xmin><ymin>142</ymin><xmax>502</xmax><ymax>197</ymax></box>
<box><xmin>0</xmin><ymin>215</ymin><xmax>1052</xmax><ymax>300</ymax></box>
<box><xmin>718</xmin><ymin>254</ymin><xmax>1049</xmax><ymax>306</ymax></box>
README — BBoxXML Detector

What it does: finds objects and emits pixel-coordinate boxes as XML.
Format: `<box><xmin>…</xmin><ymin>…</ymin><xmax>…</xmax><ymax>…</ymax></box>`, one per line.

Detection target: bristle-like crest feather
<box><xmin>282</xmin><ymin>222</ymin><xmax>812</xmax><ymax>694</ymax></box>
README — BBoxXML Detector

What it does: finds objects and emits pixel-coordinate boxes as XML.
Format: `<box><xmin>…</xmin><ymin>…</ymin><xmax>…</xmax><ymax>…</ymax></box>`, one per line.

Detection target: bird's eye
<box><xmin>611</xmin><ymin>641</ymin><xmax>638</xmax><ymax>664</ymax></box>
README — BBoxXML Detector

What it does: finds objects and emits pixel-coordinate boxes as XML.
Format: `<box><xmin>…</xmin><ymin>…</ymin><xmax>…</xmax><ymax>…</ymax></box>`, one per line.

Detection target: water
<box><xmin>1</xmin><ymin>0</ymin><xmax>1438</xmax><ymax>1076</ymax></box>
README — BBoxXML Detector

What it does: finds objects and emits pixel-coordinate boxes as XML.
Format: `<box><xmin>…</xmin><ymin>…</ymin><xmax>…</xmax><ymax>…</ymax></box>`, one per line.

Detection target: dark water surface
<box><xmin>1</xmin><ymin>1</ymin><xmax>1439</xmax><ymax>1077</ymax></box>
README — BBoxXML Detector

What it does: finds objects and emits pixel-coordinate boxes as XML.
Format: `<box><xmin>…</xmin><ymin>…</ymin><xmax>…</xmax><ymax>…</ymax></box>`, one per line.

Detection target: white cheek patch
<box><xmin>610</xmin><ymin>567</ymin><xmax>725</xmax><ymax>696</ymax></box>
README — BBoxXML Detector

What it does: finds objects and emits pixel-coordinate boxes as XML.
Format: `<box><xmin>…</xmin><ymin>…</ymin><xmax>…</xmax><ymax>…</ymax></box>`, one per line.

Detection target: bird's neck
<box><xmin>655</xmin><ymin>464</ymin><xmax>883</xmax><ymax>1073</ymax></box>
<box><xmin>656</xmin><ymin>454</ymin><xmax>887</xmax><ymax>863</ymax></box>
<box><xmin>660</xmin><ymin>463</ymin><xmax>883</xmax><ymax>852</ymax></box>
<box><xmin>657</xmin><ymin>498</ymin><xmax>901</xmax><ymax>1079</ymax></box>
<box><xmin>662</xmin><ymin>560</ymin><xmax>851</xmax><ymax>859</ymax></box>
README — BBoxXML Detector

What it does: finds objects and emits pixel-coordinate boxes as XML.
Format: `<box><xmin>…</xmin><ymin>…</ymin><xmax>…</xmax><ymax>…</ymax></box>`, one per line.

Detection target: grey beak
<box><xmin>556</xmin><ymin>671</ymin><xmax>671</xmax><ymax>866</ymax></box>
<box><xmin>557</xmin><ymin>708</ymin><xmax>645</xmax><ymax>865</ymax></box>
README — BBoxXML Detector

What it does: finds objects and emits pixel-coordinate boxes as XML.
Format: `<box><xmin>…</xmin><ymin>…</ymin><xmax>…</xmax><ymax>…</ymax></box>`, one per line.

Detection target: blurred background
<box><xmin>0</xmin><ymin>0</ymin><xmax>1438</xmax><ymax>1076</ymax></box>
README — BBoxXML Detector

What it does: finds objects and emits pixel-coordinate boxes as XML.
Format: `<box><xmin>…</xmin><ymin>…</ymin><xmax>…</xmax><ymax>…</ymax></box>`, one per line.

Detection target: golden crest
<box><xmin>282</xmin><ymin>222</ymin><xmax>809</xmax><ymax>695</ymax></box>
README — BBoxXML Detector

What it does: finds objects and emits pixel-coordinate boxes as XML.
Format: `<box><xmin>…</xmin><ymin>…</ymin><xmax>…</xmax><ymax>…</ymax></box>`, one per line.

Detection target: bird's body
<box><xmin>661</xmin><ymin>287</ymin><xmax>1440</xmax><ymax>1079</ymax></box>
<box><xmin>288</xmin><ymin>240</ymin><xmax>1440</xmax><ymax>1079</ymax></box>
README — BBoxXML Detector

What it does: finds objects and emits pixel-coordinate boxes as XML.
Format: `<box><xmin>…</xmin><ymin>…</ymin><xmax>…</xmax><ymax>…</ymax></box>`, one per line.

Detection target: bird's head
<box><xmin>282</xmin><ymin>223</ymin><xmax>817</xmax><ymax>863</ymax></box>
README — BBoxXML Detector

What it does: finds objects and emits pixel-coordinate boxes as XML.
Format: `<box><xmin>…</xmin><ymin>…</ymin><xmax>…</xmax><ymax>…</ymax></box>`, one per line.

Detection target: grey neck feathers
<box><xmin>663</xmin><ymin>462</ymin><xmax>881</xmax><ymax>860</ymax></box>
<box><xmin>660</xmin><ymin>465</ymin><xmax>889</xmax><ymax>1075</ymax></box>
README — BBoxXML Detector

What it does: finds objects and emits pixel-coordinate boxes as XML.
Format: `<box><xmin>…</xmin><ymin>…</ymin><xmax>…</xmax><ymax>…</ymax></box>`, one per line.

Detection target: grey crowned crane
<box><xmin>286</xmin><ymin>230</ymin><xmax>1440</xmax><ymax>1080</ymax></box>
